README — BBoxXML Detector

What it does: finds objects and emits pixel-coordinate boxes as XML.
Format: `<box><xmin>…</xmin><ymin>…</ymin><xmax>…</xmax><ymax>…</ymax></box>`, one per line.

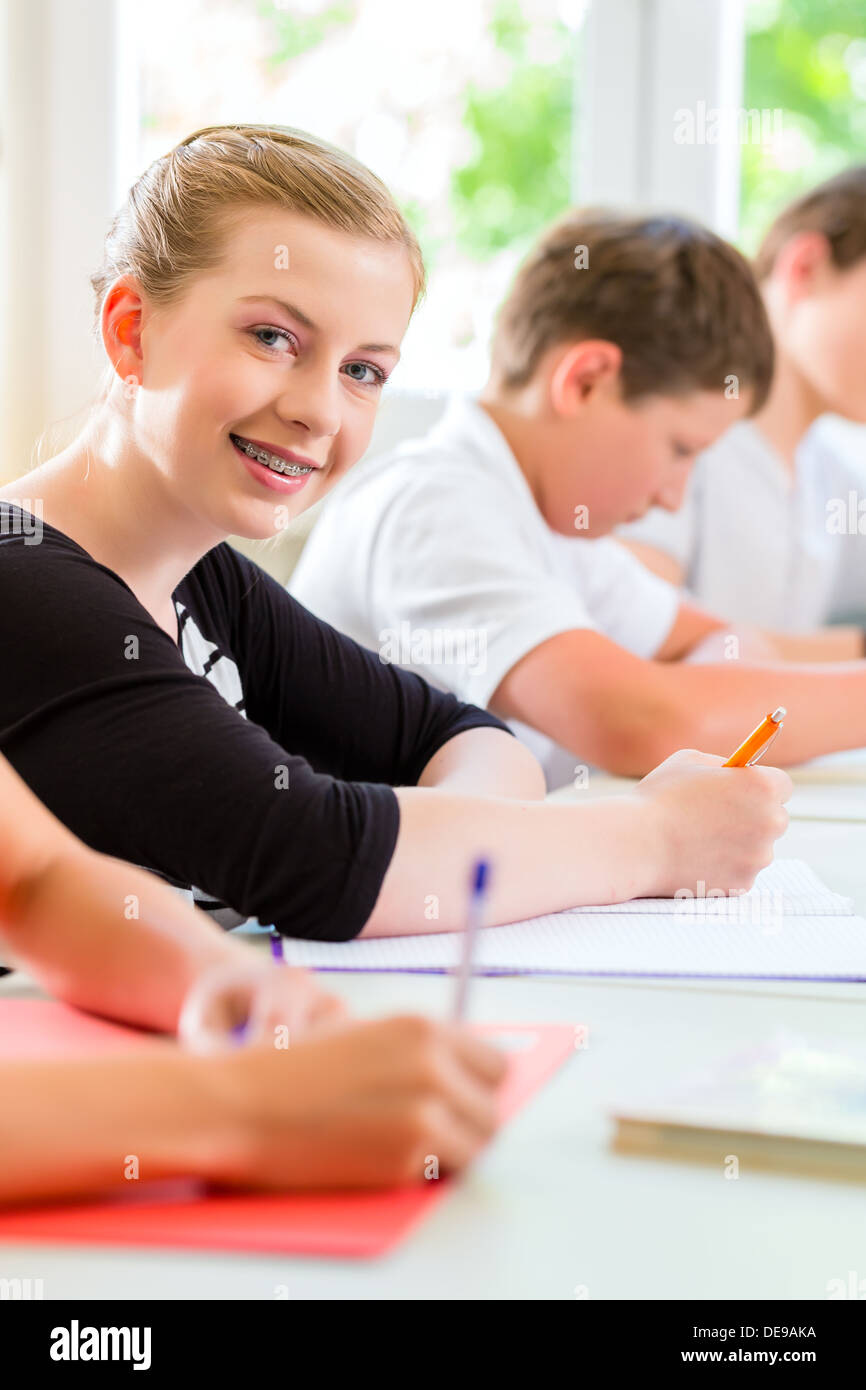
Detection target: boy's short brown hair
<box><xmin>753</xmin><ymin>164</ymin><xmax>866</xmax><ymax>282</ymax></box>
<box><xmin>490</xmin><ymin>209</ymin><xmax>774</xmax><ymax>411</ymax></box>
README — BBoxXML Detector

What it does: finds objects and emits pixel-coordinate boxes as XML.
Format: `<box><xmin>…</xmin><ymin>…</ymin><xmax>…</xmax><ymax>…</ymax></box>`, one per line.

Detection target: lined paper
<box><xmin>542</xmin><ymin>859</ymin><xmax>852</xmax><ymax>916</ymax></box>
<box><xmin>278</xmin><ymin>859</ymin><xmax>866</xmax><ymax>979</ymax></box>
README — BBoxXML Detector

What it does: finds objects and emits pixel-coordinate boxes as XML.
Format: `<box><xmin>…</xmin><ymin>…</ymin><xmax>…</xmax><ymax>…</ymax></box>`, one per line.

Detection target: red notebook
<box><xmin>0</xmin><ymin>1001</ymin><xmax>574</xmax><ymax>1257</ymax></box>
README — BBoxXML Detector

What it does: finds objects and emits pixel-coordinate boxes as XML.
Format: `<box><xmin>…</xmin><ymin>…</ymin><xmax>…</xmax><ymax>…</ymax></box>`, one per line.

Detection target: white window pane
<box><xmin>124</xmin><ymin>0</ymin><xmax>581</xmax><ymax>390</ymax></box>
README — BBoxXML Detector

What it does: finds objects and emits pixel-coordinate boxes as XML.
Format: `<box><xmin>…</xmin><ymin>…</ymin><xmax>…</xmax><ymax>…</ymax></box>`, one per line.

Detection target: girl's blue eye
<box><xmin>249</xmin><ymin>327</ymin><xmax>386</xmax><ymax>386</ymax></box>
<box><xmin>343</xmin><ymin>361</ymin><xmax>387</xmax><ymax>387</ymax></box>
<box><xmin>251</xmin><ymin>326</ymin><xmax>295</xmax><ymax>354</ymax></box>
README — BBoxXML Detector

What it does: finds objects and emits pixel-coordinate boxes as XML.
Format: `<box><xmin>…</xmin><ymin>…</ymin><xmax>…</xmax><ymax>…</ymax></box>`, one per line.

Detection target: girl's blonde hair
<box><xmin>89</xmin><ymin>122</ymin><xmax>426</xmax><ymax>399</ymax></box>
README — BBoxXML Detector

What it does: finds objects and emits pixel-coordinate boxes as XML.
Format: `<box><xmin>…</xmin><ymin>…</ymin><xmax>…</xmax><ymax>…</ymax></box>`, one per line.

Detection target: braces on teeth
<box><xmin>232</xmin><ymin>435</ymin><xmax>312</xmax><ymax>476</ymax></box>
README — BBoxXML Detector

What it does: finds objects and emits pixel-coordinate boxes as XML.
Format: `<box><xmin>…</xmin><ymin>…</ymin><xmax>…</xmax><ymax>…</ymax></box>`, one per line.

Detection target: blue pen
<box><xmin>453</xmin><ymin>858</ymin><xmax>490</xmax><ymax>1022</ymax></box>
<box><xmin>229</xmin><ymin>933</ymin><xmax>282</xmax><ymax>1043</ymax></box>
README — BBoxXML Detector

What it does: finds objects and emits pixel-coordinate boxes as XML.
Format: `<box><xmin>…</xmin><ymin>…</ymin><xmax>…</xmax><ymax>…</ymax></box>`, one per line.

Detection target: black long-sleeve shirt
<box><xmin>0</xmin><ymin>502</ymin><xmax>511</xmax><ymax>940</ymax></box>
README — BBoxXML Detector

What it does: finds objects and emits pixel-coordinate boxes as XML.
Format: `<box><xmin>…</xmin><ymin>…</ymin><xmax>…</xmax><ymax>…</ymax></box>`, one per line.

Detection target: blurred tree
<box><xmin>242</xmin><ymin>1</ymin><xmax>866</xmax><ymax>266</ymax></box>
<box><xmin>451</xmin><ymin>0</ymin><xmax>574</xmax><ymax>260</ymax></box>
<box><xmin>741</xmin><ymin>0</ymin><xmax>866</xmax><ymax>249</ymax></box>
<box><xmin>257</xmin><ymin>0</ymin><xmax>357</xmax><ymax>68</ymax></box>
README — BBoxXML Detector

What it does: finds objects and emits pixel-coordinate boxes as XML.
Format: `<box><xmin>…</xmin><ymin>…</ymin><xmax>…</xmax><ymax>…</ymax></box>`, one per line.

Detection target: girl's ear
<box><xmin>102</xmin><ymin>277</ymin><xmax>145</xmax><ymax>386</ymax></box>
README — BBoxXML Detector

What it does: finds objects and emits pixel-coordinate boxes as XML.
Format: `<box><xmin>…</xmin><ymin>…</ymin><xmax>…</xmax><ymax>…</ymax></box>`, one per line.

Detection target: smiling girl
<box><xmin>0</xmin><ymin>124</ymin><xmax>791</xmax><ymax>949</ymax></box>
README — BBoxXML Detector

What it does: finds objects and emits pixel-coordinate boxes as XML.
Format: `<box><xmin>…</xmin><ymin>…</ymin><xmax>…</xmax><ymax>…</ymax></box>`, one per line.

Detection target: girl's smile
<box><xmin>229</xmin><ymin>432</ymin><xmax>320</xmax><ymax>494</ymax></box>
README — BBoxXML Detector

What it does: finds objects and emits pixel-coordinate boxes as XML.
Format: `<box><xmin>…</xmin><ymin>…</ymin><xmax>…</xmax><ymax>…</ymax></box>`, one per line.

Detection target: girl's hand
<box><xmin>178</xmin><ymin>958</ymin><xmax>347</xmax><ymax>1052</ymax></box>
<box><xmin>213</xmin><ymin>1015</ymin><xmax>508</xmax><ymax>1189</ymax></box>
<box><xmin>633</xmin><ymin>748</ymin><xmax>792</xmax><ymax>897</ymax></box>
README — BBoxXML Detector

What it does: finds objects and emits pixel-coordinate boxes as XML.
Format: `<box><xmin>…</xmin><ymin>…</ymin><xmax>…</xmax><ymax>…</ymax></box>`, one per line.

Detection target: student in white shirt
<box><xmin>291</xmin><ymin>209</ymin><xmax>866</xmax><ymax>783</ymax></box>
<box><xmin>293</xmin><ymin>391</ymin><xmax>682</xmax><ymax>786</ymax></box>
<box><xmin>619</xmin><ymin>167</ymin><xmax>866</xmax><ymax>658</ymax></box>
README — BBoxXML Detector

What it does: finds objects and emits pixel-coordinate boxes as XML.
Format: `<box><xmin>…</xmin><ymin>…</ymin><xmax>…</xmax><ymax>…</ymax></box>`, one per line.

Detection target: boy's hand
<box><xmin>633</xmin><ymin>748</ymin><xmax>792</xmax><ymax>897</ymax></box>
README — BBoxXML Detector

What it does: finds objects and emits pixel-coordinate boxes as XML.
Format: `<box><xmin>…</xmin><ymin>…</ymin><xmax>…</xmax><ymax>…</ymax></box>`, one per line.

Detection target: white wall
<box><xmin>0</xmin><ymin>0</ymin><xmax>124</xmax><ymax>479</ymax></box>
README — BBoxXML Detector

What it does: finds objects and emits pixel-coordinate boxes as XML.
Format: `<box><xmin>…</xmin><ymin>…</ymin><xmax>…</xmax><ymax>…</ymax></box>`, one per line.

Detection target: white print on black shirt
<box><xmin>169</xmin><ymin>601</ymin><xmax>250</xmax><ymax>925</ymax></box>
<box><xmin>176</xmin><ymin>600</ymin><xmax>247</xmax><ymax>717</ymax></box>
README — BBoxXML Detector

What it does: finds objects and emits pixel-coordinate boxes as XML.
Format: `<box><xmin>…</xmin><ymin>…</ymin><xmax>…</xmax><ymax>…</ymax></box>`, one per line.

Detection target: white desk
<box><xmin>2</xmin><ymin>795</ymin><xmax>866</xmax><ymax>1300</ymax></box>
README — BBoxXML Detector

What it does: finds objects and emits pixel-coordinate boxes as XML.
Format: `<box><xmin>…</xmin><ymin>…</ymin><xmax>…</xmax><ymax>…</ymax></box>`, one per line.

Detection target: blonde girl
<box><xmin>0</xmin><ymin>124</ymin><xmax>790</xmax><ymax>953</ymax></box>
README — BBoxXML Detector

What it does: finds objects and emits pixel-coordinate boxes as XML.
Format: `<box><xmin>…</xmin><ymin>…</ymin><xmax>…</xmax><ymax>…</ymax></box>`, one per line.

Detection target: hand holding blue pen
<box><xmin>453</xmin><ymin>858</ymin><xmax>491</xmax><ymax>1022</ymax></box>
<box><xmin>178</xmin><ymin>948</ymin><xmax>346</xmax><ymax>1052</ymax></box>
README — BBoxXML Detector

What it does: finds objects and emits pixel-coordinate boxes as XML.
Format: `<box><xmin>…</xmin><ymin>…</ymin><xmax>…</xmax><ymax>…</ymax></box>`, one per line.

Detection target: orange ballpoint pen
<box><xmin>723</xmin><ymin>707</ymin><xmax>787</xmax><ymax>767</ymax></box>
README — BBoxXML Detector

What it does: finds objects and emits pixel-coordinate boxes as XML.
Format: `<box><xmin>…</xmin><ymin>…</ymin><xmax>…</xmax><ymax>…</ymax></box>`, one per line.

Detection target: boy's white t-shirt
<box><xmin>290</xmin><ymin>394</ymin><xmax>680</xmax><ymax>787</ymax></box>
<box><xmin>617</xmin><ymin>416</ymin><xmax>866</xmax><ymax>631</ymax></box>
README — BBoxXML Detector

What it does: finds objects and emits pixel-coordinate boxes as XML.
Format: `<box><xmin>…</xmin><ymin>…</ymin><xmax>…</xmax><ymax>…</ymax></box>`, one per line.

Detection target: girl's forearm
<box><xmin>0</xmin><ymin>848</ymin><xmax>256</xmax><ymax>1034</ymax></box>
<box><xmin>0</xmin><ymin>1047</ymin><xmax>242</xmax><ymax>1205</ymax></box>
<box><xmin>362</xmin><ymin>790</ymin><xmax>654</xmax><ymax>936</ymax></box>
<box><xmin>0</xmin><ymin>753</ymin><xmax>255</xmax><ymax>1032</ymax></box>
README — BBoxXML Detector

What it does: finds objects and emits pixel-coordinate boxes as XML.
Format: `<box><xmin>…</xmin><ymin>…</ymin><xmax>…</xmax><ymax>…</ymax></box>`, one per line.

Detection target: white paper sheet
<box><xmin>278</xmin><ymin>858</ymin><xmax>866</xmax><ymax>979</ymax></box>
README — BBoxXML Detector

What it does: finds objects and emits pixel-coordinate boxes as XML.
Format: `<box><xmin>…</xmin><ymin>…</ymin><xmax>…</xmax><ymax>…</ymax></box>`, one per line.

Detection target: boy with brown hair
<box><xmin>619</xmin><ymin>167</ymin><xmax>866</xmax><ymax>653</ymax></box>
<box><xmin>291</xmin><ymin>208</ymin><xmax>866</xmax><ymax>784</ymax></box>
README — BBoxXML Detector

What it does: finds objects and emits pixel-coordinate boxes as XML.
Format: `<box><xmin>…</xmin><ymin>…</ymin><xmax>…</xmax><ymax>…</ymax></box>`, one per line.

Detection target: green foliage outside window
<box><xmin>252</xmin><ymin>0</ymin><xmax>866</xmax><ymax>263</ymax></box>
<box><xmin>451</xmin><ymin>2</ymin><xmax>574</xmax><ymax>261</ymax></box>
<box><xmin>741</xmin><ymin>0</ymin><xmax>866</xmax><ymax>249</ymax></box>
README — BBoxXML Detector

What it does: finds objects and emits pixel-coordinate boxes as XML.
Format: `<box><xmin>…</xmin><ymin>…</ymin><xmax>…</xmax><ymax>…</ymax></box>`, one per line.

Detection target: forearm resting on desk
<box><xmin>362</xmin><ymin>750</ymin><xmax>790</xmax><ymax>936</ymax></box>
<box><xmin>0</xmin><ymin>1018</ymin><xmax>507</xmax><ymax>1204</ymax></box>
<box><xmin>0</xmin><ymin>847</ymin><xmax>259</xmax><ymax>1034</ymax></box>
<box><xmin>0</xmin><ymin>1046</ymin><xmax>239</xmax><ymax>1205</ymax></box>
<box><xmin>489</xmin><ymin>628</ymin><xmax>866</xmax><ymax>777</ymax></box>
<box><xmin>693</xmin><ymin>624</ymin><xmax>866</xmax><ymax>664</ymax></box>
<box><xmin>654</xmin><ymin>660</ymin><xmax>866</xmax><ymax>767</ymax></box>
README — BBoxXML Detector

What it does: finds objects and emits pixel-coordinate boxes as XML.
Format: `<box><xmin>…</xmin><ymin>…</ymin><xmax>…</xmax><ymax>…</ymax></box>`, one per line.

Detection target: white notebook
<box><xmin>277</xmin><ymin>858</ymin><xmax>866</xmax><ymax>980</ymax></box>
